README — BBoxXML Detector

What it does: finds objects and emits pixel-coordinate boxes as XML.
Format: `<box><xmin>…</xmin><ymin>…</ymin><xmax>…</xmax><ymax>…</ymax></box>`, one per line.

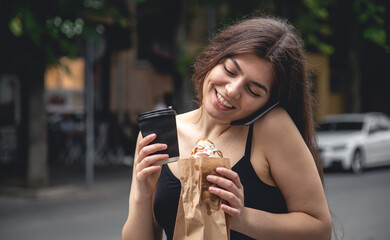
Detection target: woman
<box><xmin>122</xmin><ymin>17</ymin><xmax>332</xmax><ymax>240</ymax></box>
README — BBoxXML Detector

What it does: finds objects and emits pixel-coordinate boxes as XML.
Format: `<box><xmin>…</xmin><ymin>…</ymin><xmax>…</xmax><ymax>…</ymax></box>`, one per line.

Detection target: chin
<box><xmin>203</xmin><ymin>104</ymin><xmax>230</xmax><ymax>123</ymax></box>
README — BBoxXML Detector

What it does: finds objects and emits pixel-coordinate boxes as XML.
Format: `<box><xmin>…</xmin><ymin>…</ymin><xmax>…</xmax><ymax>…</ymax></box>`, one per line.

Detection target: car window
<box><xmin>369</xmin><ymin>122</ymin><xmax>381</xmax><ymax>134</ymax></box>
<box><xmin>318</xmin><ymin>122</ymin><xmax>363</xmax><ymax>131</ymax></box>
<box><xmin>381</xmin><ymin>125</ymin><xmax>390</xmax><ymax>131</ymax></box>
<box><xmin>368</xmin><ymin>119</ymin><xmax>390</xmax><ymax>133</ymax></box>
<box><xmin>378</xmin><ymin>120</ymin><xmax>390</xmax><ymax>131</ymax></box>
<box><xmin>379</xmin><ymin>116</ymin><xmax>390</xmax><ymax>130</ymax></box>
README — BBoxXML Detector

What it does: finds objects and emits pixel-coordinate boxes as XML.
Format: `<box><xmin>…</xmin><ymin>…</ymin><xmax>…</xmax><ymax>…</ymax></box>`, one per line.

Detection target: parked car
<box><xmin>316</xmin><ymin>112</ymin><xmax>390</xmax><ymax>173</ymax></box>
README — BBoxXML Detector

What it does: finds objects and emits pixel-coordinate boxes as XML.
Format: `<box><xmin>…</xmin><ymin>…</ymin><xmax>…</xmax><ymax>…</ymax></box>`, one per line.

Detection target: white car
<box><xmin>316</xmin><ymin>113</ymin><xmax>390</xmax><ymax>173</ymax></box>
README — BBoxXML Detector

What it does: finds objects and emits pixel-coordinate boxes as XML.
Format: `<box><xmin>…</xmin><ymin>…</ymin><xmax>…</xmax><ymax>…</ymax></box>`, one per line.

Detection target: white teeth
<box><xmin>216</xmin><ymin>92</ymin><xmax>233</xmax><ymax>108</ymax></box>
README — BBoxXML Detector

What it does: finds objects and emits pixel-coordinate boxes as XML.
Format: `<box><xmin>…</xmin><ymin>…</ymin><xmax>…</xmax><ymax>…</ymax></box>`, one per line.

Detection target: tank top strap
<box><xmin>244</xmin><ymin>124</ymin><xmax>254</xmax><ymax>158</ymax></box>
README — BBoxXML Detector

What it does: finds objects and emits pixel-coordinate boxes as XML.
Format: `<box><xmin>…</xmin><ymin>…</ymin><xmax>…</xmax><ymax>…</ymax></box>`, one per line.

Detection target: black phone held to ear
<box><xmin>230</xmin><ymin>102</ymin><xmax>279</xmax><ymax>126</ymax></box>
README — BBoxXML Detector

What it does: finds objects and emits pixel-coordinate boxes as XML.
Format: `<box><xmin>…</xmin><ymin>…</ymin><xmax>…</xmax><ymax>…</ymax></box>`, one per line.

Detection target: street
<box><xmin>0</xmin><ymin>167</ymin><xmax>132</xmax><ymax>240</ymax></box>
<box><xmin>324</xmin><ymin>166</ymin><xmax>390</xmax><ymax>240</ymax></box>
<box><xmin>1</xmin><ymin>166</ymin><xmax>390</xmax><ymax>240</ymax></box>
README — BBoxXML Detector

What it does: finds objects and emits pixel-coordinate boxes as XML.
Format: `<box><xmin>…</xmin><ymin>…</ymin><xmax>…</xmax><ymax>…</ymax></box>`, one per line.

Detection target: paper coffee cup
<box><xmin>137</xmin><ymin>107</ymin><xmax>180</xmax><ymax>164</ymax></box>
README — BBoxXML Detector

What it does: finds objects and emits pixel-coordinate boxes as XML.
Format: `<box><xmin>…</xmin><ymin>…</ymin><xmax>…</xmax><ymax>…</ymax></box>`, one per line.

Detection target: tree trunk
<box><xmin>347</xmin><ymin>47</ymin><xmax>361</xmax><ymax>113</ymax></box>
<box><xmin>345</xmin><ymin>10</ymin><xmax>362</xmax><ymax>113</ymax></box>
<box><xmin>331</xmin><ymin>0</ymin><xmax>362</xmax><ymax>113</ymax></box>
<box><xmin>26</xmin><ymin>72</ymin><xmax>49</xmax><ymax>187</ymax></box>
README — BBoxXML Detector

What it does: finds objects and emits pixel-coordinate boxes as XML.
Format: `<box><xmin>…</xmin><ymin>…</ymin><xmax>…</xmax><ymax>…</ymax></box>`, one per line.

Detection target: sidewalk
<box><xmin>0</xmin><ymin>165</ymin><xmax>133</xmax><ymax>240</ymax></box>
<box><xmin>0</xmin><ymin>165</ymin><xmax>133</xmax><ymax>200</ymax></box>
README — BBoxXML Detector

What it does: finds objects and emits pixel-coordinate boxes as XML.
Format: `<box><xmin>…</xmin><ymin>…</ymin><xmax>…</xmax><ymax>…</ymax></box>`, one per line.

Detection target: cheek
<box><xmin>242</xmin><ymin>96</ymin><xmax>270</xmax><ymax>113</ymax></box>
<box><xmin>201</xmin><ymin>81</ymin><xmax>214</xmax><ymax>106</ymax></box>
<box><xmin>201</xmin><ymin>79</ymin><xmax>211</xmax><ymax>99</ymax></box>
<box><xmin>205</xmin><ymin>67</ymin><xmax>226</xmax><ymax>85</ymax></box>
<box><xmin>202</xmin><ymin>75</ymin><xmax>218</xmax><ymax>97</ymax></box>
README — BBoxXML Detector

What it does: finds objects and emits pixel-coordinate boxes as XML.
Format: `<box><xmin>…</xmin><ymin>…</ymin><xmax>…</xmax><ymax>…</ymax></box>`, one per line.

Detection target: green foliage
<box><xmin>353</xmin><ymin>0</ymin><xmax>388</xmax><ymax>50</ymax></box>
<box><xmin>363</xmin><ymin>27</ymin><xmax>387</xmax><ymax>47</ymax></box>
<box><xmin>9</xmin><ymin>15</ymin><xmax>23</xmax><ymax>37</ymax></box>
<box><xmin>195</xmin><ymin>0</ymin><xmax>336</xmax><ymax>55</ymax></box>
<box><xmin>303</xmin><ymin>0</ymin><xmax>332</xmax><ymax>20</ymax></box>
<box><xmin>297</xmin><ymin>0</ymin><xmax>334</xmax><ymax>54</ymax></box>
<box><xmin>194</xmin><ymin>0</ymin><xmax>388</xmax><ymax>54</ymax></box>
<box><xmin>0</xmin><ymin>0</ymin><xmax>131</xmax><ymax>75</ymax></box>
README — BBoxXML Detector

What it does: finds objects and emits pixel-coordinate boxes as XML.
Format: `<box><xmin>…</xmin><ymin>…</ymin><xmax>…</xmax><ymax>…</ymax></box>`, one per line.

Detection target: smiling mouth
<box><xmin>216</xmin><ymin>91</ymin><xmax>234</xmax><ymax>109</ymax></box>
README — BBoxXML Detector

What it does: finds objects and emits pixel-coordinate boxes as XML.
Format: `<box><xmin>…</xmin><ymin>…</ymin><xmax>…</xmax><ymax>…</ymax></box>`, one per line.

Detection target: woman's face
<box><xmin>202</xmin><ymin>53</ymin><xmax>274</xmax><ymax>124</ymax></box>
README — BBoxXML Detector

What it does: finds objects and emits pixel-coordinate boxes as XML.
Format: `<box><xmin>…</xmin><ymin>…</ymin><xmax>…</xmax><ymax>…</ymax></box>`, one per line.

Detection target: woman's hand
<box><xmin>123</xmin><ymin>133</ymin><xmax>167</xmax><ymax>240</ymax></box>
<box><xmin>206</xmin><ymin>167</ymin><xmax>245</xmax><ymax>227</ymax></box>
<box><xmin>134</xmin><ymin>133</ymin><xmax>169</xmax><ymax>197</ymax></box>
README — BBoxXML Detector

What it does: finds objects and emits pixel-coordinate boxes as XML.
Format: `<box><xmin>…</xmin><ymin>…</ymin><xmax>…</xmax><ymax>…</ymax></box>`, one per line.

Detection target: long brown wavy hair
<box><xmin>192</xmin><ymin>16</ymin><xmax>324</xmax><ymax>182</ymax></box>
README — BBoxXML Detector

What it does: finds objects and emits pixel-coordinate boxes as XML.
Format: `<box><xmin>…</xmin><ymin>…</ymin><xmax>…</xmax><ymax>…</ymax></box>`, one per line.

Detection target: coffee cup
<box><xmin>137</xmin><ymin>107</ymin><xmax>180</xmax><ymax>164</ymax></box>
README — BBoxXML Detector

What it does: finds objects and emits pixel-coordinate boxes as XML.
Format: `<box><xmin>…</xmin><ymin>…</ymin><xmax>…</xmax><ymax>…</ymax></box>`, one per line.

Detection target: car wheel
<box><xmin>351</xmin><ymin>149</ymin><xmax>364</xmax><ymax>174</ymax></box>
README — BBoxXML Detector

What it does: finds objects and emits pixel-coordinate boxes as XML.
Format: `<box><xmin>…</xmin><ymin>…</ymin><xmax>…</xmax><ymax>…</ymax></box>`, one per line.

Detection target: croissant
<box><xmin>190</xmin><ymin>138</ymin><xmax>223</xmax><ymax>158</ymax></box>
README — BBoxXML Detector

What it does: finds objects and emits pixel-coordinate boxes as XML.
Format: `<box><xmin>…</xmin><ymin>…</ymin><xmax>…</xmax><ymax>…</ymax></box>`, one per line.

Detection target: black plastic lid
<box><xmin>137</xmin><ymin>106</ymin><xmax>176</xmax><ymax>122</ymax></box>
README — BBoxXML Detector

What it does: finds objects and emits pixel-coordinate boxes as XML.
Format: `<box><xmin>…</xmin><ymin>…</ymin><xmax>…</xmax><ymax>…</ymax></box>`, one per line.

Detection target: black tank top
<box><xmin>154</xmin><ymin>125</ymin><xmax>287</xmax><ymax>240</ymax></box>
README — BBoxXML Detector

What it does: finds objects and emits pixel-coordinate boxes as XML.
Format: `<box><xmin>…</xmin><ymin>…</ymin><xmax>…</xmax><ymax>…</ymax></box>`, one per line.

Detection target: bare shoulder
<box><xmin>252</xmin><ymin>106</ymin><xmax>308</xmax><ymax>164</ymax></box>
<box><xmin>254</xmin><ymin>106</ymin><xmax>298</xmax><ymax>138</ymax></box>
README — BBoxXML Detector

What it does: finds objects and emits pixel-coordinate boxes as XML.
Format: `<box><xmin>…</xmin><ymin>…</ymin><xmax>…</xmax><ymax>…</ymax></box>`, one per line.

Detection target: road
<box><xmin>324</xmin><ymin>166</ymin><xmax>390</xmax><ymax>240</ymax></box>
<box><xmin>0</xmin><ymin>167</ymin><xmax>132</xmax><ymax>240</ymax></box>
<box><xmin>0</xmin><ymin>166</ymin><xmax>389</xmax><ymax>240</ymax></box>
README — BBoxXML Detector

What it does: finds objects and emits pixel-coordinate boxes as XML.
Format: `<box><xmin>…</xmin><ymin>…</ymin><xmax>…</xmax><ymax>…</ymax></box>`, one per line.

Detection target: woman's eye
<box><xmin>247</xmin><ymin>86</ymin><xmax>261</xmax><ymax>97</ymax></box>
<box><xmin>224</xmin><ymin>65</ymin><xmax>236</xmax><ymax>76</ymax></box>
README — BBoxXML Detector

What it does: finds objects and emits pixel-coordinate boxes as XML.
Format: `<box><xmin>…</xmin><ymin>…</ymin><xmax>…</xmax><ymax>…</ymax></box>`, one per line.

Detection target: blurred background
<box><xmin>0</xmin><ymin>0</ymin><xmax>390</xmax><ymax>240</ymax></box>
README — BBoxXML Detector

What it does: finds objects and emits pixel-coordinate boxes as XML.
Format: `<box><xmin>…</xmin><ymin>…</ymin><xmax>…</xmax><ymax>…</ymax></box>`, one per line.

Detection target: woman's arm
<box><xmin>208</xmin><ymin>108</ymin><xmax>332</xmax><ymax>240</ymax></box>
<box><xmin>122</xmin><ymin>133</ymin><xmax>167</xmax><ymax>240</ymax></box>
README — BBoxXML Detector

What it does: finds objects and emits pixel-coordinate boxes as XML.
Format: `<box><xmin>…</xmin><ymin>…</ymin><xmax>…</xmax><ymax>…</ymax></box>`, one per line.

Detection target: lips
<box><xmin>215</xmin><ymin>90</ymin><xmax>235</xmax><ymax>109</ymax></box>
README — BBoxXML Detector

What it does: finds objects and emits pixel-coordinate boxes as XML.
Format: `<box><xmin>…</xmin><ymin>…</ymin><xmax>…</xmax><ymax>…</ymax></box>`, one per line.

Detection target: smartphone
<box><xmin>230</xmin><ymin>102</ymin><xmax>279</xmax><ymax>126</ymax></box>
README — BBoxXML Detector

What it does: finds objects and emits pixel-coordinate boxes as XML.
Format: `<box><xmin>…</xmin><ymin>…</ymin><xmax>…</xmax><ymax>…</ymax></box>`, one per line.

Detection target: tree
<box><xmin>194</xmin><ymin>0</ymin><xmax>389</xmax><ymax>113</ymax></box>
<box><xmin>328</xmin><ymin>0</ymin><xmax>389</xmax><ymax>113</ymax></box>
<box><xmin>0</xmin><ymin>0</ymin><xmax>131</xmax><ymax>187</ymax></box>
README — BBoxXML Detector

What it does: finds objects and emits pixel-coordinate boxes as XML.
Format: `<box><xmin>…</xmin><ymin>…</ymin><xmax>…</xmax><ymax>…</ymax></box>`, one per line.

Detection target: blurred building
<box><xmin>307</xmin><ymin>53</ymin><xmax>344</xmax><ymax>121</ymax></box>
<box><xmin>5</xmin><ymin>1</ymin><xmax>343</xmax><ymax>171</ymax></box>
<box><xmin>45</xmin><ymin>57</ymin><xmax>85</xmax><ymax>115</ymax></box>
<box><xmin>42</xmin><ymin>2</ymin><xmax>343</xmax><ymax>158</ymax></box>
<box><xmin>42</xmin><ymin>0</ymin><xmax>178</xmax><ymax>167</ymax></box>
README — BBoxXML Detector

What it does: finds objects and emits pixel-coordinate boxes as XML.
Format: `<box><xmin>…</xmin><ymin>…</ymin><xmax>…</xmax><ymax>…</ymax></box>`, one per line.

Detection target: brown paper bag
<box><xmin>173</xmin><ymin>157</ymin><xmax>231</xmax><ymax>240</ymax></box>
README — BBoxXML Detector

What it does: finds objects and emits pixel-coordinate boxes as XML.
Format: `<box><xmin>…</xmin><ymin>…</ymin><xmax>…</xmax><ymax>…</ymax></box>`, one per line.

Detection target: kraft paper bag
<box><xmin>173</xmin><ymin>157</ymin><xmax>231</xmax><ymax>240</ymax></box>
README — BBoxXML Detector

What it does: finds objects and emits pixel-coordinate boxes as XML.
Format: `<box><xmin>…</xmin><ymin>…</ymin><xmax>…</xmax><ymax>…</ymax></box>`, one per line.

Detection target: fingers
<box><xmin>134</xmin><ymin>133</ymin><xmax>170</xmax><ymax>181</ymax></box>
<box><xmin>132</xmin><ymin>133</ymin><xmax>169</xmax><ymax>197</ymax></box>
<box><xmin>206</xmin><ymin>167</ymin><xmax>244</xmax><ymax>216</ymax></box>
<box><xmin>221</xmin><ymin>203</ymin><xmax>240</xmax><ymax>217</ymax></box>
<box><xmin>216</xmin><ymin>167</ymin><xmax>243</xmax><ymax>189</ymax></box>
<box><xmin>206</xmin><ymin>168</ymin><xmax>242</xmax><ymax>195</ymax></box>
<box><xmin>136</xmin><ymin>165</ymin><xmax>162</xmax><ymax>182</ymax></box>
<box><xmin>136</xmin><ymin>133</ymin><xmax>168</xmax><ymax>164</ymax></box>
<box><xmin>137</xmin><ymin>133</ymin><xmax>157</xmax><ymax>155</ymax></box>
<box><xmin>136</xmin><ymin>153</ymin><xmax>169</xmax><ymax>172</ymax></box>
<box><xmin>208</xmin><ymin>186</ymin><xmax>242</xmax><ymax>217</ymax></box>
<box><xmin>208</xmin><ymin>185</ymin><xmax>242</xmax><ymax>209</ymax></box>
<box><xmin>138</xmin><ymin>143</ymin><xmax>168</xmax><ymax>162</ymax></box>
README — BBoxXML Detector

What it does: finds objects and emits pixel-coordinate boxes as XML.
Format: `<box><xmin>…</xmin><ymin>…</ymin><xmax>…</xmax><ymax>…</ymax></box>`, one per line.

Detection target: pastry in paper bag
<box><xmin>173</xmin><ymin>139</ymin><xmax>230</xmax><ymax>240</ymax></box>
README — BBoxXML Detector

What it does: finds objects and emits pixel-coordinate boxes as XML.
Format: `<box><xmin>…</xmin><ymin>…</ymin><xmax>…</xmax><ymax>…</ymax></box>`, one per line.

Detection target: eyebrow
<box><xmin>228</xmin><ymin>57</ymin><xmax>243</xmax><ymax>75</ymax></box>
<box><xmin>228</xmin><ymin>57</ymin><xmax>269</xmax><ymax>94</ymax></box>
<box><xmin>251</xmin><ymin>81</ymin><xmax>268</xmax><ymax>93</ymax></box>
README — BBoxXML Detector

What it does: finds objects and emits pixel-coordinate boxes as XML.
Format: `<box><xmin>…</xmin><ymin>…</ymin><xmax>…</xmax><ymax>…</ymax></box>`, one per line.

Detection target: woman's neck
<box><xmin>192</xmin><ymin>106</ymin><xmax>233</xmax><ymax>139</ymax></box>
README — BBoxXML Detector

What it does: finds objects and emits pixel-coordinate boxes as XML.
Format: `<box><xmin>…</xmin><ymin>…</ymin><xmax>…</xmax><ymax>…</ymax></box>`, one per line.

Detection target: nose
<box><xmin>226</xmin><ymin>79</ymin><xmax>243</xmax><ymax>99</ymax></box>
